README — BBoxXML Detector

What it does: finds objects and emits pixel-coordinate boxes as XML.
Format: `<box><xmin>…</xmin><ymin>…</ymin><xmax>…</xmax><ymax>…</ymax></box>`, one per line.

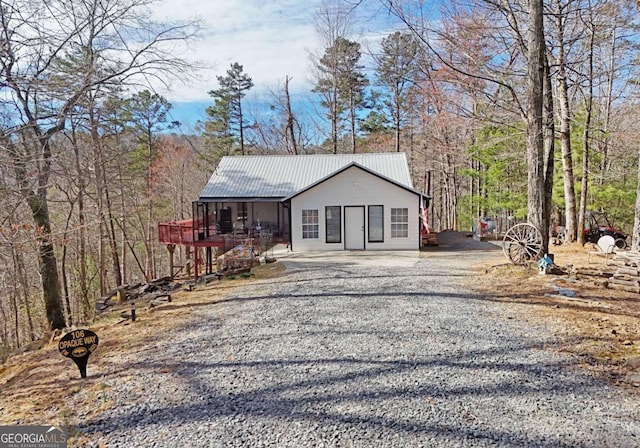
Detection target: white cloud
<box><xmin>151</xmin><ymin>0</ymin><xmax>325</xmax><ymax>102</ymax></box>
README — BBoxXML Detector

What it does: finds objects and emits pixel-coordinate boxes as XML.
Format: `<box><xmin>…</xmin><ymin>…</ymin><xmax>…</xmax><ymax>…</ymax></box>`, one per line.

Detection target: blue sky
<box><xmin>150</xmin><ymin>0</ymin><xmax>407</xmax><ymax>133</ymax></box>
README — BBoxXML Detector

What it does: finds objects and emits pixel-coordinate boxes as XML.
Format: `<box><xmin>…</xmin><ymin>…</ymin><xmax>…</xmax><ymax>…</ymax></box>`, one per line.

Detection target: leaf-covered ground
<box><xmin>470</xmin><ymin>239</ymin><xmax>640</xmax><ymax>389</ymax></box>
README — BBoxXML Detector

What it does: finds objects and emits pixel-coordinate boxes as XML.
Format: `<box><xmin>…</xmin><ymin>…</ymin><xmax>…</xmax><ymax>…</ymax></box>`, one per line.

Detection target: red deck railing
<box><xmin>158</xmin><ymin>219</ymin><xmax>243</xmax><ymax>249</ymax></box>
<box><xmin>158</xmin><ymin>219</ymin><xmax>196</xmax><ymax>245</ymax></box>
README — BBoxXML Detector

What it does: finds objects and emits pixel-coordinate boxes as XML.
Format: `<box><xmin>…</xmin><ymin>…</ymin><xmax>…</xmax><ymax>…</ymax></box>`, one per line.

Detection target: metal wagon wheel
<box><xmin>502</xmin><ymin>223</ymin><xmax>543</xmax><ymax>264</ymax></box>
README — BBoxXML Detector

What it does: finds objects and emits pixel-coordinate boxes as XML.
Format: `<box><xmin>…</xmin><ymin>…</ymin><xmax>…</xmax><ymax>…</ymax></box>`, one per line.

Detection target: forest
<box><xmin>1</xmin><ymin>0</ymin><xmax>640</xmax><ymax>355</ymax></box>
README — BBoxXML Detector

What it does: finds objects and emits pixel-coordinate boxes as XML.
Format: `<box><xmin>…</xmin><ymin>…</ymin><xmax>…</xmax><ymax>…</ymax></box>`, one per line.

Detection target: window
<box><xmin>325</xmin><ymin>206</ymin><xmax>341</xmax><ymax>243</ymax></box>
<box><xmin>302</xmin><ymin>209</ymin><xmax>319</xmax><ymax>239</ymax></box>
<box><xmin>368</xmin><ymin>205</ymin><xmax>384</xmax><ymax>242</ymax></box>
<box><xmin>391</xmin><ymin>208</ymin><xmax>408</xmax><ymax>238</ymax></box>
<box><xmin>237</xmin><ymin>203</ymin><xmax>247</xmax><ymax>221</ymax></box>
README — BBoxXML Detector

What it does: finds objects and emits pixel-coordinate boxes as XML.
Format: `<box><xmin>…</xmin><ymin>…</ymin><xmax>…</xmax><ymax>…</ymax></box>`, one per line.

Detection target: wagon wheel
<box><xmin>614</xmin><ymin>238</ymin><xmax>627</xmax><ymax>250</ymax></box>
<box><xmin>502</xmin><ymin>223</ymin><xmax>543</xmax><ymax>264</ymax></box>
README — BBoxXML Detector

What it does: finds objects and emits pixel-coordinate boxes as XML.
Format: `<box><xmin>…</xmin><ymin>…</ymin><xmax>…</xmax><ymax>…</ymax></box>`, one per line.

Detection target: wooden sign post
<box><xmin>58</xmin><ymin>329</ymin><xmax>99</xmax><ymax>378</ymax></box>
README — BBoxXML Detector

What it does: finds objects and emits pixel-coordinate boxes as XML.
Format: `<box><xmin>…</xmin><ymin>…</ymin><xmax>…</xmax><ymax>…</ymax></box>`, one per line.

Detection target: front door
<box><xmin>345</xmin><ymin>206</ymin><xmax>365</xmax><ymax>250</ymax></box>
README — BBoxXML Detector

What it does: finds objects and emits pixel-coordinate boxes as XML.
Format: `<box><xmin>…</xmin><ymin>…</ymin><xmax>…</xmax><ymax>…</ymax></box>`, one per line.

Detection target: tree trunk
<box><xmin>554</xmin><ymin>1</ymin><xmax>577</xmax><ymax>242</ymax></box>
<box><xmin>88</xmin><ymin>107</ymin><xmax>108</xmax><ymax>296</ymax></box>
<box><xmin>11</xmin><ymin>287</ymin><xmax>19</xmax><ymax>348</ymax></box>
<box><xmin>577</xmin><ymin>128</ymin><xmax>589</xmax><ymax>245</ymax></box>
<box><xmin>104</xmin><ymin>182</ymin><xmax>123</xmax><ymax>287</ymax></box>
<box><xmin>543</xmin><ymin>54</ymin><xmax>556</xmax><ymax>247</ymax></box>
<box><xmin>598</xmin><ymin>26</ymin><xmax>616</xmax><ymax>182</ymax></box>
<box><xmin>27</xmin><ymin>192</ymin><xmax>66</xmax><ymax>330</ymax></box>
<box><xmin>61</xmin><ymin>201</ymin><xmax>75</xmax><ymax>327</ymax></box>
<box><xmin>350</xmin><ymin>96</ymin><xmax>357</xmax><ymax>153</ymax></box>
<box><xmin>10</xmin><ymin>127</ymin><xmax>66</xmax><ymax>331</ymax></box>
<box><xmin>393</xmin><ymin>89</ymin><xmax>400</xmax><ymax>152</ymax></box>
<box><xmin>89</xmin><ymin>103</ymin><xmax>123</xmax><ymax>288</ymax></box>
<box><xmin>331</xmin><ymin>82</ymin><xmax>338</xmax><ymax>154</ymax></box>
<box><xmin>13</xmin><ymin>247</ymin><xmax>34</xmax><ymax>341</ymax></box>
<box><xmin>238</xmin><ymin>92</ymin><xmax>245</xmax><ymax>155</ymax></box>
<box><xmin>526</xmin><ymin>0</ymin><xmax>548</xmax><ymax>253</ymax></box>
<box><xmin>632</xmin><ymin>144</ymin><xmax>640</xmax><ymax>251</ymax></box>
<box><xmin>145</xmin><ymin>128</ymin><xmax>155</xmax><ymax>281</ymax></box>
<box><xmin>72</xmin><ymin>125</ymin><xmax>92</xmax><ymax>314</ymax></box>
<box><xmin>284</xmin><ymin>76</ymin><xmax>298</xmax><ymax>155</ymax></box>
<box><xmin>577</xmin><ymin>6</ymin><xmax>595</xmax><ymax>245</ymax></box>
<box><xmin>0</xmin><ymin>302</ymin><xmax>8</xmax><ymax>350</ymax></box>
<box><xmin>61</xmin><ymin>238</ymin><xmax>72</xmax><ymax>327</ymax></box>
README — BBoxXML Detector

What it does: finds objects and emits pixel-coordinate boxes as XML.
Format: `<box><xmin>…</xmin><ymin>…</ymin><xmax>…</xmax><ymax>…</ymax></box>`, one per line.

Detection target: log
<box><xmin>613</xmin><ymin>253</ymin><xmax>640</xmax><ymax>266</ymax></box>
<box><xmin>612</xmin><ymin>274</ymin><xmax>640</xmax><ymax>282</ymax></box>
<box><xmin>608</xmin><ymin>278</ymin><xmax>639</xmax><ymax>287</ymax></box>
<box><xmin>616</xmin><ymin>267</ymin><xmax>640</xmax><ymax>277</ymax></box>
<box><xmin>572</xmin><ymin>267</ymin><xmax>616</xmax><ymax>278</ymax></box>
<box><xmin>607</xmin><ymin>283</ymin><xmax>640</xmax><ymax>294</ymax></box>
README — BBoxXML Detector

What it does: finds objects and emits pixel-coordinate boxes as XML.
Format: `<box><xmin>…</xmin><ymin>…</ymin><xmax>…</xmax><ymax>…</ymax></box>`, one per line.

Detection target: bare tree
<box><xmin>380</xmin><ymin>0</ymin><xmax>553</xmax><ymax>251</ymax></box>
<box><xmin>284</xmin><ymin>76</ymin><xmax>299</xmax><ymax>155</ymax></box>
<box><xmin>0</xmin><ymin>0</ymin><xmax>199</xmax><ymax>329</ymax></box>
<box><xmin>548</xmin><ymin>0</ymin><xmax>581</xmax><ymax>242</ymax></box>
<box><xmin>630</xmin><ymin>0</ymin><xmax>640</xmax><ymax>250</ymax></box>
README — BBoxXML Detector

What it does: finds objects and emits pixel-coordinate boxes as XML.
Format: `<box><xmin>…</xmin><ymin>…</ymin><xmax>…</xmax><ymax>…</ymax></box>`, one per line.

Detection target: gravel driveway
<box><xmin>77</xmin><ymin>237</ymin><xmax>639</xmax><ymax>447</ymax></box>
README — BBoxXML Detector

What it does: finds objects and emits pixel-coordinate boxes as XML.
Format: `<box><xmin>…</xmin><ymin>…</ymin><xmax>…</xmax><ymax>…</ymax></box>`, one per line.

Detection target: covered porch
<box><xmin>157</xmin><ymin>200</ymin><xmax>290</xmax><ymax>279</ymax></box>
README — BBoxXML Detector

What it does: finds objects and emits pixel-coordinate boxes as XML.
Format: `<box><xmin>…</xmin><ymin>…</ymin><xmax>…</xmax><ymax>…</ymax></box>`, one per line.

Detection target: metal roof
<box><xmin>199</xmin><ymin>153</ymin><xmax>416</xmax><ymax>201</ymax></box>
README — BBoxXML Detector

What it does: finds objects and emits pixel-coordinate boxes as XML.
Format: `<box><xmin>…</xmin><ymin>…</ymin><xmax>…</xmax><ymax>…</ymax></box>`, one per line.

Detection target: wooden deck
<box><xmin>159</xmin><ymin>220</ymin><xmax>258</xmax><ymax>248</ymax></box>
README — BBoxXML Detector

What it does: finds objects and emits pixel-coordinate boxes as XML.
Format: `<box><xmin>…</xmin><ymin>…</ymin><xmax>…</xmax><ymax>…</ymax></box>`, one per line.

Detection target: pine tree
<box><xmin>207</xmin><ymin>63</ymin><xmax>254</xmax><ymax>155</ymax></box>
<box><xmin>314</xmin><ymin>37</ymin><xmax>368</xmax><ymax>153</ymax></box>
<box><xmin>376</xmin><ymin>31</ymin><xmax>420</xmax><ymax>152</ymax></box>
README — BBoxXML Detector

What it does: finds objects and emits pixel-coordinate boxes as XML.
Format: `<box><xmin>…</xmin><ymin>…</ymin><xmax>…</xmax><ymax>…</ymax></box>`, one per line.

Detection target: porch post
<box><xmin>167</xmin><ymin>244</ymin><xmax>175</xmax><ymax>280</ymax></box>
<box><xmin>194</xmin><ymin>246</ymin><xmax>199</xmax><ymax>280</ymax></box>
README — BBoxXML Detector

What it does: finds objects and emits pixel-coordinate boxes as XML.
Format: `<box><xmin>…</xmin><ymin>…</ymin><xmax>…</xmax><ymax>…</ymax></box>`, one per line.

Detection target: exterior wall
<box><xmin>290</xmin><ymin>166</ymin><xmax>419</xmax><ymax>251</ymax></box>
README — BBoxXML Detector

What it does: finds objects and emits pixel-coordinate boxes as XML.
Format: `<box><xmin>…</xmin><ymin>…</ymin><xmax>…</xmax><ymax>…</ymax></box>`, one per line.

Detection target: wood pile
<box><xmin>422</xmin><ymin>232</ymin><xmax>439</xmax><ymax>246</ymax></box>
<box><xmin>613</xmin><ymin>251</ymin><xmax>640</xmax><ymax>267</ymax></box>
<box><xmin>572</xmin><ymin>251</ymin><xmax>640</xmax><ymax>294</ymax></box>
<box><xmin>96</xmin><ymin>277</ymin><xmax>182</xmax><ymax>312</ymax></box>
<box><xmin>608</xmin><ymin>265</ymin><xmax>640</xmax><ymax>294</ymax></box>
<box><xmin>608</xmin><ymin>251</ymin><xmax>640</xmax><ymax>293</ymax></box>
<box><xmin>570</xmin><ymin>266</ymin><xmax>617</xmax><ymax>279</ymax></box>
<box><xmin>216</xmin><ymin>255</ymin><xmax>258</xmax><ymax>272</ymax></box>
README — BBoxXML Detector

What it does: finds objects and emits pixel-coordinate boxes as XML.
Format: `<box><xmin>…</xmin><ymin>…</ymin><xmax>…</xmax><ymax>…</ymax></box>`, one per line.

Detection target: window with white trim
<box><xmin>391</xmin><ymin>208</ymin><xmax>408</xmax><ymax>238</ymax></box>
<box><xmin>302</xmin><ymin>209</ymin><xmax>319</xmax><ymax>239</ymax></box>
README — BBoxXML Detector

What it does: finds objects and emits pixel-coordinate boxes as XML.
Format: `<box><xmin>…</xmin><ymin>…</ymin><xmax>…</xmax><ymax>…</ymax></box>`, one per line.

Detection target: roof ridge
<box><xmin>222</xmin><ymin>152</ymin><xmax>404</xmax><ymax>158</ymax></box>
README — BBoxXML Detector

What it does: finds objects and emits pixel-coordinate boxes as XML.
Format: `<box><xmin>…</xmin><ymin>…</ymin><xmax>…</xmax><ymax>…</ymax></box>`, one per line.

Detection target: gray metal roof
<box><xmin>199</xmin><ymin>153</ymin><xmax>415</xmax><ymax>201</ymax></box>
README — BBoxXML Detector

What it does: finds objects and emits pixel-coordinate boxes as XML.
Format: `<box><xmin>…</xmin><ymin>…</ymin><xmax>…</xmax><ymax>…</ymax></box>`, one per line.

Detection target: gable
<box><xmin>285</xmin><ymin>162</ymin><xmax>421</xmax><ymax>201</ymax></box>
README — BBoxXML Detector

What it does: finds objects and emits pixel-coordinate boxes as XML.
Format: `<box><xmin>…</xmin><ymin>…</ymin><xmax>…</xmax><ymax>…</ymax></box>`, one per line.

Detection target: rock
<box><xmin>621</xmin><ymin>340</ymin><xmax>633</xmax><ymax>346</ymax></box>
<box><xmin>624</xmin><ymin>374</ymin><xmax>640</xmax><ymax>387</ymax></box>
<box><xmin>624</xmin><ymin>356</ymin><xmax>640</xmax><ymax>368</ymax></box>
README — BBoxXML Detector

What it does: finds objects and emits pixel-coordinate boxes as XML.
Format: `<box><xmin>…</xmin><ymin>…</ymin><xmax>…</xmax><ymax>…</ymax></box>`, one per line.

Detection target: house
<box><xmin>158</xmin><ymin>152</ymin><xmax>429</xmax><ymax>277</ymax></box>
<box><xmin>196</xmin><ymin>152</ymin><xmax>426</xmax><ymax>251</ymax></box>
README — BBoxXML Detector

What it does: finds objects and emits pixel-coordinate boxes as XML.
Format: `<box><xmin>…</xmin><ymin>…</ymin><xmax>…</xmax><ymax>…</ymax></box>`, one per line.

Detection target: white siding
<box><xmin>290</xmin><ymin>166</ymin><xmax>419</xmax><ymax>251</ymax></box>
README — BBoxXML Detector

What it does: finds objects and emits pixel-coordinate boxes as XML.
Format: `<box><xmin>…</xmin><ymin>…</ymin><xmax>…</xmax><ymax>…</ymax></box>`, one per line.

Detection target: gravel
<box><xmin>75</xmin><ymin>241</ymin><xmax>639</xmax><ymax>447</ymax></box>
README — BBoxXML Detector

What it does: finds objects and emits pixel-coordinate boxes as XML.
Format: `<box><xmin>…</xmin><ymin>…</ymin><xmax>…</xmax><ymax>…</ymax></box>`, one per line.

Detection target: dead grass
<box><xmin>0</xmin><ymin>261</ymin><xmax>285</xmax><ymax>431</ymax></box>
<box><xmin>471</xmin><ymin>242</ymin><xmax>640</xmax><ymax>389</ymax></box>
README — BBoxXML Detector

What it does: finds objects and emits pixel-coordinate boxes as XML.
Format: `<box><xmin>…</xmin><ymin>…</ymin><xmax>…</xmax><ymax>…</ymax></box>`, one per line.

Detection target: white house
<box><xmin>194</xmin><ymin>152</ymin><xmax>427</xmax><ymax>251</ymax></box>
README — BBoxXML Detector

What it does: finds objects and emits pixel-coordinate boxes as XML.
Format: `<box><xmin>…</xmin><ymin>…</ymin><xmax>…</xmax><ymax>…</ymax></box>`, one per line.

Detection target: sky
<box><xmin>149</xmin><ymin>0</ymin><xmax>403</xmax><ymax>132</ymax></box>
